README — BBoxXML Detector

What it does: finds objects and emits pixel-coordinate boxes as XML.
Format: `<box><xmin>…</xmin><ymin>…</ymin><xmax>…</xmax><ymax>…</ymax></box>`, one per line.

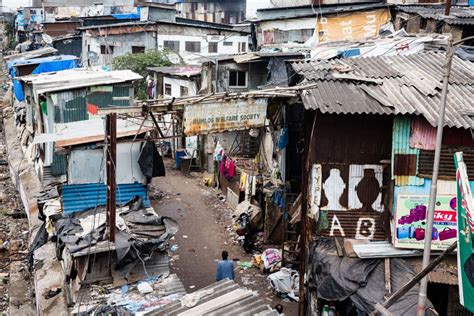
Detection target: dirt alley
<box><xmin>151</xmin><ymin>159</ymin><xmax>298</xmax><ymax>315</ymax></box>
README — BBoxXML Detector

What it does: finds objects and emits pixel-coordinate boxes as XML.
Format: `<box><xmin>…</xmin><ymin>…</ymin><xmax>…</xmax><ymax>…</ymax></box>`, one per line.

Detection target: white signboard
<box><xmin>183</xmin><ymin>98</ymin><xmax>267</xmax><ymax>135</ymax></box>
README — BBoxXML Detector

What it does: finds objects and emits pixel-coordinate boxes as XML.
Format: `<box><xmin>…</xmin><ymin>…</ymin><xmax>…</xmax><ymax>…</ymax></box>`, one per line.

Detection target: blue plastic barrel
<box><xmin>175</xmin><ymin>150</ymin><xmax>186</xmax><ymax>169</ymax></box>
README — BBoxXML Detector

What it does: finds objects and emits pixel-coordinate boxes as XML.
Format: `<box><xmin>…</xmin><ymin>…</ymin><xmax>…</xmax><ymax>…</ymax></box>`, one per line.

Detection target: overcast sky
<box><xmin>246</xmin><ymin>0</ymin><xmax>272</xmax><ymax>19</ymax></box>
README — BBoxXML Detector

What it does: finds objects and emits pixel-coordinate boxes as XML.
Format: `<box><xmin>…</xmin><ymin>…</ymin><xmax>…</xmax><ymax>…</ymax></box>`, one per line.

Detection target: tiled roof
<box><xmin>290</xmin><ymin>52</ymin><xmax>474</xmax><ymax>129</ymax></box>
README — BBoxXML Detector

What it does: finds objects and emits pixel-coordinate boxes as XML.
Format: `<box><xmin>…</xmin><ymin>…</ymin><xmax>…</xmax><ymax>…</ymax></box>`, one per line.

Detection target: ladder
<box><xmin>281</xmin><ymin>193</ymin><xmax>301</xmax><ymax>269</ymax></box>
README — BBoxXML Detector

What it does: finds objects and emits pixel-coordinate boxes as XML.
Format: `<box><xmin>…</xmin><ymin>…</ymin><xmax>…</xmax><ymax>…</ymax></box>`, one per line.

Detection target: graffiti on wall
<box><xmin>319</xmin><ymin>211</ymin><xmax>386</xmax><ymax>240</ymax></box>
<box><xmin>310</xmin><ymin>163</ymin><xmax>384</xmax><ymax>212</ymax></box>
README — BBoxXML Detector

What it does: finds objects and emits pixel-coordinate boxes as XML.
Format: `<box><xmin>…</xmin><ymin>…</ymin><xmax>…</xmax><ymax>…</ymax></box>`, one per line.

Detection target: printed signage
<box><xmin>394</xmin><ymin>194</ymin><xmax>458</xmax><ymax>250</ymax></box>
<box><xmin>315</xmin><ymin>9</ymin><xmax>391</xmax><ymax>44</ymax></box>
<box><xmin>183</xmin><ymin>99</ymin><xmax>267</xmax><ymax>135</ymax></box>
<box><xmin>455</xmin><ymin>152</ymin><xmax>474</xmax><ymax>312</ymax></box>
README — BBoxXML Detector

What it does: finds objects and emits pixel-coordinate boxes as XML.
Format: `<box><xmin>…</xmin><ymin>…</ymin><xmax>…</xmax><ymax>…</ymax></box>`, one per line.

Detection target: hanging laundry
<box><xmin>214</xmin><ymin>143</ymin><xmax>224</xmax><ymax>161</ymax></box>
<box><xmin>138</xmin><ymin>141</ymin><xmax>166</xmax><ymax>182</ymax></box>
<box><xmin>272</xmin><ymin>189</ymin><xmax>285</xmax><ymax>208</ymax></box>
<box><xmin>220</xmin><ymin>155</ymin><xmax>236</xmax><ymax>181</ymax></box>
<box><xmin>240</xmin><ymin>173</ymin><xmax>247</xmax><ymax>192</ymax></box>
<box><xmin>277</xmin><ymin>128</ymin><xmax>289</xmax><ymax>150</ymax></box>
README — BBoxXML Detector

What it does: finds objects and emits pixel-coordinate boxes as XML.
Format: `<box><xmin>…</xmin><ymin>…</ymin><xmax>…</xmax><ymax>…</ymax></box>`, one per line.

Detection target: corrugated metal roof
<box><xmin>33</xmin><ymin>118</ymin><xmax>154</xmax><ymax>147</ymax></box>
<box><xmin>291</xmin><ymin>52</ymin><xmax>474</xmax><ymax>129</ymax></box>
<box><xmin>147</xmin><ymin>65</ymin><xmax>202</xmax><ymax>77</ymax></box>
<box><xmin>396</xmin><ymin>5</ymin><xmax>474</xmax><ymax>26</ymax></box>
<box><xmin>6</xmin><ymin>54</ymin><xmax>78</xmax><ymax>69</ymax></box>
<box><xmin>3</xmin><ymin>47</ymin><xmax>58</xmax><ymax>61</ymax></box>
<box><xmin>18</xmin><ymin>68</ymin><xmax>142</xmax><ymax>95</ymax></box>
<box><xmin>408</xmin><ymin>256</ymin><xmax>458</xmax><ymax>285</ymax></box>
<box><xmin>353</xmin><ymin>241</ymin><xmax>422</xmax><ymax>258</ymax></box>
<box><xmin>150</xmin><ymin>279</ymin><xmax>277</xmax><ymax>316</ymax></box>
<box><xmin>60</xmin><ymin>182</ymin><xmax>151</xmax><ymax>214</ymax></box>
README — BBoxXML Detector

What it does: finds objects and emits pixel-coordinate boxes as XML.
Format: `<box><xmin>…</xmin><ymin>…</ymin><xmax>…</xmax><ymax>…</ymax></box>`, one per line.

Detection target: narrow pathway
<box><xmin>151</xmin><ymin>160</ymin><xmax>298</xmax><ymax>315</ymax></box>
<box><xmin>151</xmin><ymin>161</ymin><xmax>234</xmax><ymax>291</ymax></box>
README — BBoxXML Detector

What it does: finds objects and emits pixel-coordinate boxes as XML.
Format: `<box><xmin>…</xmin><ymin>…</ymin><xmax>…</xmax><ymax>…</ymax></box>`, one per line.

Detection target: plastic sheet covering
<box><xmin>456</xmin><ymin>46</ymin><xmax>474</xmax><ymax>62</ymax></box>
<box><xmin>310</xmin><ymin>238</ymin><xmax>435</xmax><ymax>314</ymax></box>
<box><xmin>138</xmin><ymin>141</ymin><xmax>166</xmax><ymax>181</ymax></box>
<box><xmin>54</xmin><ymin>197</ymin><xmax>177</xmax><ymax>273</ymax></box>
<box><xmin>267</xmin><ymin>57</ymin><xmax>290</xmax><ymax>87</ymax></box>
<box><xmin>8</xmin><ymin>56</ymin><xmax>78</xmax><ymax>101</ymax></box>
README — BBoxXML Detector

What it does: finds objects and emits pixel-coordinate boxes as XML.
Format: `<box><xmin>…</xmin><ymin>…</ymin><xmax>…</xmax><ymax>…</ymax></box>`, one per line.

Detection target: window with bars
<box><xmin>239</xmin><ymin>42</ymin><xmax>246</xmax><ymax>53</ymax></box>
<box><xmin>223</xmin><ymin>41</ymin><xmax>233</xmax><ymax>47</ymax></box>
<box><xmin>164</xmin><ymin>40</ymin><xmax>180</xmax><ymax>53</ymax></box>
<box><xmin>208</xmin><ymin>42</ymin><xmax>218</xmax><ymax>53</ymax></box>
<box><xmin>164</xmin><ymin>84</ymin><xmax>172</xmax><ymax>96</ymax></box>
<box><xmin>180</xmin><ymin>85</ymin><xmax>189</xmax><ymax>97</ymax></box>
<box><xmin>185</xmin><ymin>41</ymin><xmax>201</xmax><ymax>53</ymax></box>
<box><xmin>100</xmin><ymin>45</ymin><xmax>114</xmax><ymax>54</ymax></box>
<box><xmin>132</xmin><ymin>46</ymin><xmax>145</xmax><ymax>54</ymax></box>
<box><xmin>228</xmin><ymin>70</ymin><xmax>247</xmax><ymax>87</ymax></box>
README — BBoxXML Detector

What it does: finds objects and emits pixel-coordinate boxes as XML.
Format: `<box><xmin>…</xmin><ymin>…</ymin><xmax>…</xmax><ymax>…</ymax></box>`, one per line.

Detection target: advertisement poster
<box><xmin>315</xmin><ymin>9</ymin><xmax>391</xmax><ymax>44</ymax></box>
<box><xmin>455</xmin><ymin>152</ymin><xmax>474</xmax><ymax>312</ymax></box>
<box><xmin>394</xmin><ymin>194</ymin><xmax>458</xmax><ymax>250</ymax></box>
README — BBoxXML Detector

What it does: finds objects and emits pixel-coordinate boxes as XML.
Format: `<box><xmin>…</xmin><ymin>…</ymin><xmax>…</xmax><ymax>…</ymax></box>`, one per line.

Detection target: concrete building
<box><xmin>176</xmin><ymin>0</ymin><xmax>246</xmax><ymax>24</ymax></box>
<box><xmin>81</xmin><ymin>18</ymin><xmax>250</xmax><ymax>66</ymax></box>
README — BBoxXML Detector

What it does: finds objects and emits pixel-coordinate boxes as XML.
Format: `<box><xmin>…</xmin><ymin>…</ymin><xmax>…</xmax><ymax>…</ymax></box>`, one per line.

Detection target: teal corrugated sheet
<box><xmin>63</xmin><ymin>95</ymin><xmax>87</xmax><ymax>123</ymax></box>
<box><xmin>391</xmin><ymin>116</ymin><xmax>424</xmax><ymax>186</ymax></box>
<box><xmin>113</xmin><ymin>85</ymin><xmax>131</xmax><ymax>107</ymax></box>
<box><xmin>87</xmin><ymin>91</ymin><xmax>113</xmax><ymax>108</ymax></box>
<box><xmin>51</xmin><ymin>150</ymin><xmax>67</xmax><ymax>176</ymax></box>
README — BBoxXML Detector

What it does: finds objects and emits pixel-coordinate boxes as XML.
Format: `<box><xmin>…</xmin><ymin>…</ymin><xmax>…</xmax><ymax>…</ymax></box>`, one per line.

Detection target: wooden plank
<box><xmin>371</xmin><ymin>241</ymin><xmax>457</xmax><ymax>315</ymax></box>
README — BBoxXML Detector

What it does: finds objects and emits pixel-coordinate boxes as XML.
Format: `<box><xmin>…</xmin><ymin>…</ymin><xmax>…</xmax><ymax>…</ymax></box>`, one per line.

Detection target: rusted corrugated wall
<box><xmin>309</xmin><ymin>113</ymin><xmax>392</xmax><ymax>215</ymax></box>
<box><xmin>391</xmin><ymin>116</ymin><xmax>425</xmax><ymax>186</ymax></box>
<box><xmin>310</xmin><ymin>113</ymin><xmax>392</xmax><ymax>165</ymax></box>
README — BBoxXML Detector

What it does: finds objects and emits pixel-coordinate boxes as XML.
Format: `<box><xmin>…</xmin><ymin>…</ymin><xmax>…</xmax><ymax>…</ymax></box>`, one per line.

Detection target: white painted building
<box><xmin>82</xmin><ymin>20</ymin><xmax>250</xmax><ymax>67</ymax></box>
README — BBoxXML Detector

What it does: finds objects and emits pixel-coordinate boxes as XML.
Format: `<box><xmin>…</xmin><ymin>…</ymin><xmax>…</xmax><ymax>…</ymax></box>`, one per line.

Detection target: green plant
<box><xmin>112</xmin><ymin>50</ymin><xmax>173</xmax><ymax>100</ymax></box>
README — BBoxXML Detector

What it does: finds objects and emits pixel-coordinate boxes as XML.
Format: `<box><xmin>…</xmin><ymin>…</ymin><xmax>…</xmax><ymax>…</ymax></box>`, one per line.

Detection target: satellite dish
<box><xmin>42</xmin><ymin>33</ymin><xmax>53</xmax><ymax>44</ymax></box>
<box><xmin>87</xmin><ymin>51</ymin><xmax>99</xmax><ymax>65</ymax></box>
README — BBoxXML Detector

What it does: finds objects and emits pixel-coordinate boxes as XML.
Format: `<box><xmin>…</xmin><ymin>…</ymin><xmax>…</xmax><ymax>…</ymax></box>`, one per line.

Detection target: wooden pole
<box><xmin>445</xmin><ymin>0</ymin><xmax>451</xmax><ymax>16</ymax></box>
<box><xmin>106</xmin><ymin>113</ymin><xmax>117</xmax><ymax>243</ymax></box>
<box><xmin>298</xmin><ymin>111</ymin><xmax>313</xmax><ymax>315</ymax></box>
<box><xmin>372</xmin><ymin>241</ymin><xmax>457</xmax><ymax>315</ymax></box>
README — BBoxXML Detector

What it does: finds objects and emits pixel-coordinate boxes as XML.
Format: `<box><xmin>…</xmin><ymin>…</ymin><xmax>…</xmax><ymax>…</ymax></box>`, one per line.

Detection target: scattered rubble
<box><xmin>1</xmin><ymin>92</ymin><xmax>35</xmax><ymax>314</ymax></box>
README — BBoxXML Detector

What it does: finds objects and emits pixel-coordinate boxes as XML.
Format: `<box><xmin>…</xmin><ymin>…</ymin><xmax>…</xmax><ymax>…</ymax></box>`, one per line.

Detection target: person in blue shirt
<box><xmin>216</xmin><ymin>250</ymin><xmax>235</xmax><ymax>281</ymax></box>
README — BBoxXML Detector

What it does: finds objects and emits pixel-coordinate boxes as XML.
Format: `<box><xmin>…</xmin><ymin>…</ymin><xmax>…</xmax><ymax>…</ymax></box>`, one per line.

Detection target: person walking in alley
<box><xmin>216</xmin><ymin>250</ymin><xmax>235</xmax><ymax>281</ymax></box>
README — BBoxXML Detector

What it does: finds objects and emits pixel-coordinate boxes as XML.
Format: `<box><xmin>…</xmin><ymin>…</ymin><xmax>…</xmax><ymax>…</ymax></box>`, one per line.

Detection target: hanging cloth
<box><xmin>138</xmin><ymin>141</ymin><xmax>166</xmax><ymax>181</ymax></box>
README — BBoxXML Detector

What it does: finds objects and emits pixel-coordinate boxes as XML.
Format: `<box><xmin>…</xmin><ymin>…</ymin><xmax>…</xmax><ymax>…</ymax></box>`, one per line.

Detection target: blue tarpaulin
<box><xmin>111</xmin><ymin>13</ymin><xmax>140</xmax><ymax>19</ymax></box>
<box><xmin>340</xmin><ymin>48</ymin><xmax>361</xmax><ymax>58</ymax></box>
<box><xmin>112</xmin><ymin>6</ymin><xmax>140</xmax><ymax>20</ymax></box>
<box><xmin>8</xmin><ymin>55</ymin><xmax>78</xmax><ymax>101</ymax></box>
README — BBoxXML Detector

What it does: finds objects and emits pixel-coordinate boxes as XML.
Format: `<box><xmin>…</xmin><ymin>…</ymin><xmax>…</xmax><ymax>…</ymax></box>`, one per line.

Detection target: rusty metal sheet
<box><xmin>348</xmin><ymin>164</ymin><xmax>384</xmax><ymax>212</ymax></box>
<box><xmin>310</xmin><ymin>113</ymin><xmax>392</xmax><ymax>165</ymax></box>
<box><xmin>319</xmin><ymin>163</ymin><xmax>385</xmax><ymax>212</ymax></box>
<box><xmin>319</xmin><ymin>211</ymin><xmax>386</xmax><ymax>240</ymax></box>
<box><xmin>418</xmin><ymin>146</ymin><xmax>474</xmax><ymax>179</ymax></box>
<box><xmin>183</xmin><ymin>98</ymin><xmax>267</xmax><ymax>135</ymax></box>
<box><xmin>394</xmin><ymin>154</ymin><xmax>418</xmax><ymax>176</ymax></box>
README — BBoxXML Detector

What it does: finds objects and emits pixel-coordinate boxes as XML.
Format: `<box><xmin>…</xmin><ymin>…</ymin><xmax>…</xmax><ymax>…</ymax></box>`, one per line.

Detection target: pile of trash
<box><xmin>73</xmin><ymin>273</ymin><xmax>186</xmax><ymax>315</ymax></box>
<box><xmin>227</xmin><ymin>201</ymin><xmax>264</xmax><ymax>253</ymax></box>
<box><xmin>268</xmin><ymin>268</ymin><xmax>299</xmax><ymax>302</ymax></box>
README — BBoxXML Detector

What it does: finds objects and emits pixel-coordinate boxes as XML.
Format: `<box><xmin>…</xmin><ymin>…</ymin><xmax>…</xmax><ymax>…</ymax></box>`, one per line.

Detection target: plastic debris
<box><xmin>137</xmin><ymin>282</ymin><xmax>153</xmax><ymax>294</ymax></box>
<box><xmin>170</xmin><ymin>244</ymin><xmax>179</xmax><ymax>252</ymax></box>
